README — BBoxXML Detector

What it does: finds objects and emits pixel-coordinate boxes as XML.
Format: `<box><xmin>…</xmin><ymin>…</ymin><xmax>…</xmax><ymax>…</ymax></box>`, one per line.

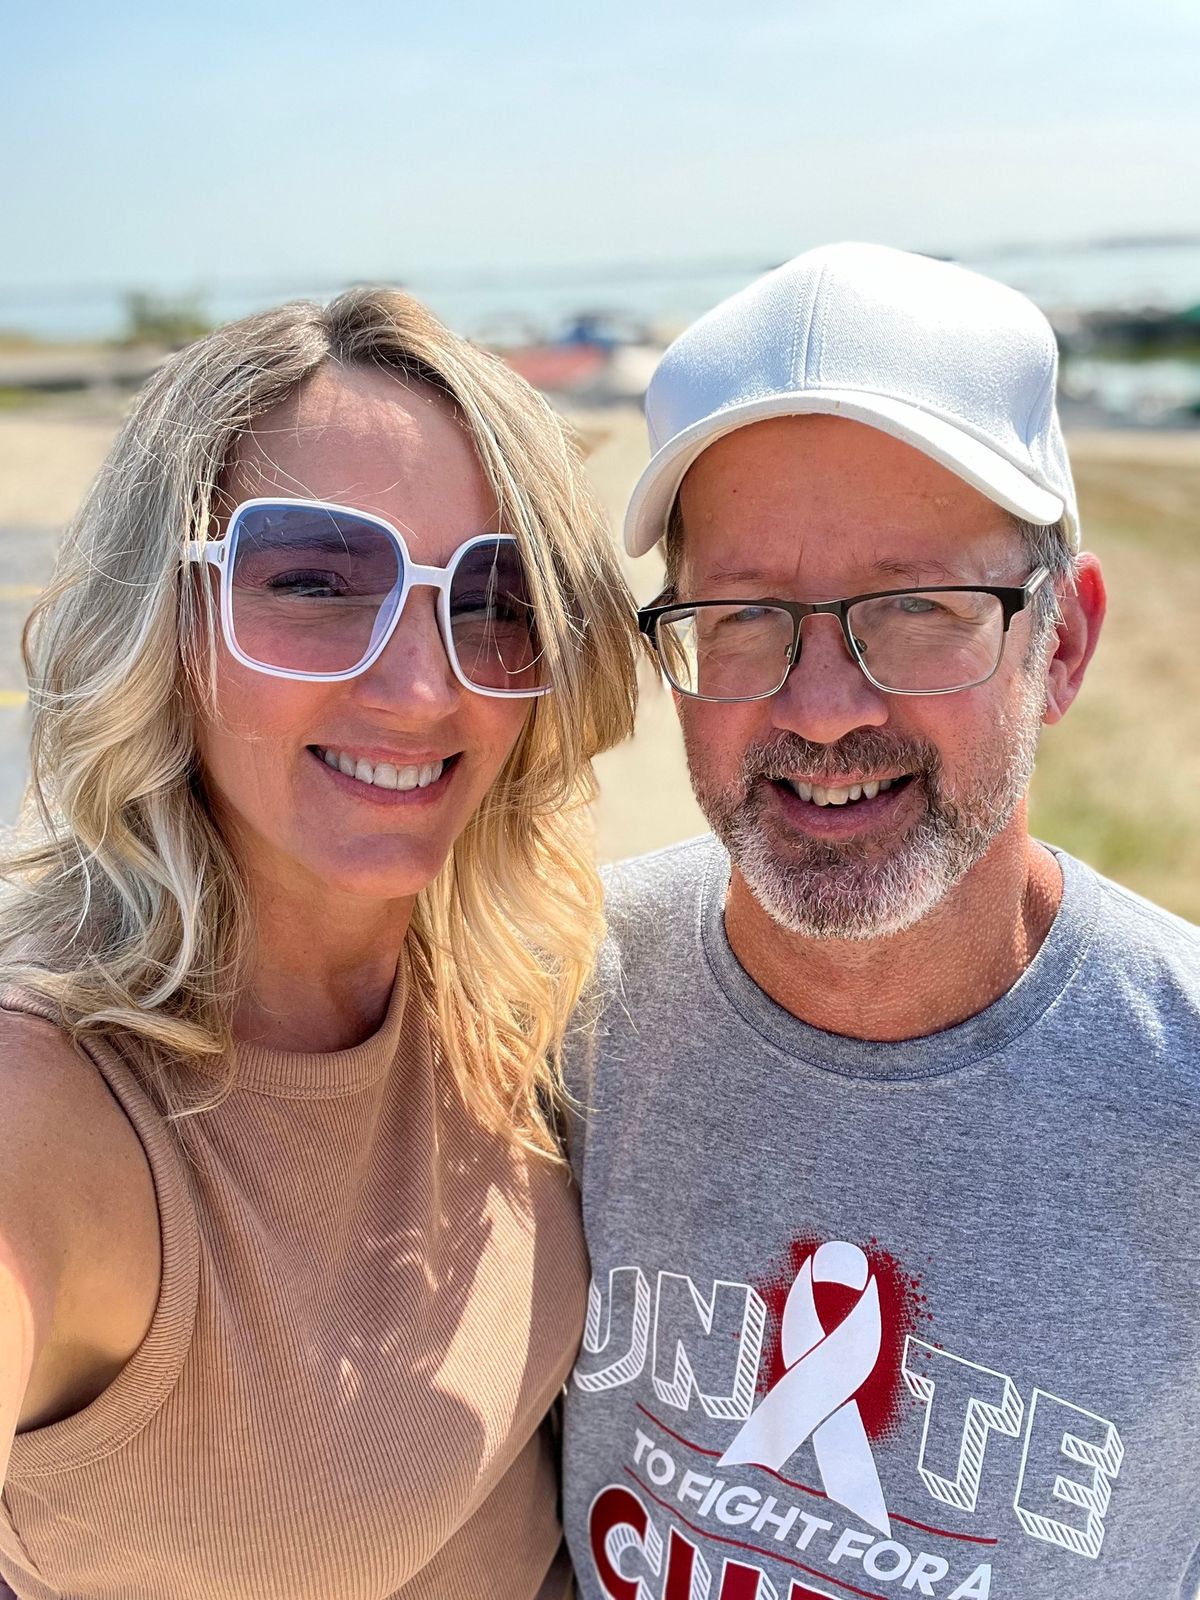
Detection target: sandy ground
<box><xmin>1</xmin><ymin>400</ymin><xmax>1197</xmax><ymax>884</ymax></box>
<box><xmin>0</xmin><ymin>406</ymin><xmax>125</xmax><ymax>817</ymax></box>
<box><xmin>566</xmin><ymin>408</ymin><xmax>707</xmax><ymax>860</ymax></box>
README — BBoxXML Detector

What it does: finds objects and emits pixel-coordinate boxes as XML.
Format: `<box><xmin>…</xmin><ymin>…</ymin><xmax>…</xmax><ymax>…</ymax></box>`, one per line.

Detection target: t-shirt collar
<box><xmin>699</xmin><ymin>839</ymin><xmax>1100</xmax><ymax>1081</ymax></box>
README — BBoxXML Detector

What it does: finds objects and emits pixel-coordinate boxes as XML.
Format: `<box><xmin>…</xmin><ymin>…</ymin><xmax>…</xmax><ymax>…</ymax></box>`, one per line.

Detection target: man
<box><xmin>562</xmin><ymin>244</ymin><xmax>1200</xmax><ymax>1600</ymax></box>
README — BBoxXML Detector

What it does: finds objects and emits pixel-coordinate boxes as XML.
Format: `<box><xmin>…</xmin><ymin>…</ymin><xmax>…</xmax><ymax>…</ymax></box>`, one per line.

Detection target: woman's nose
<box><xmin>354</xmin><ymin>589</ymin><xmax>462</xmax><ymax>717</ymax></box>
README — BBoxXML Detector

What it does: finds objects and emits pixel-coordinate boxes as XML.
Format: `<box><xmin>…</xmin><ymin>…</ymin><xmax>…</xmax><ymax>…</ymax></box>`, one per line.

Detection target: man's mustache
<box><xmin>740</xmin><ymin>729</ymin><xmax>941</xmax><ymax>786</ymax></box>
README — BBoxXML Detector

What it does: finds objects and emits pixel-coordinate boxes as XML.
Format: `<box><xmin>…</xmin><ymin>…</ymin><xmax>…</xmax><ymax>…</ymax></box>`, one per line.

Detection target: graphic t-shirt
<box><xmin>562</xmin><ymin>836</ymin><xmax>1200</xmax><ymax>1600</ymax></box>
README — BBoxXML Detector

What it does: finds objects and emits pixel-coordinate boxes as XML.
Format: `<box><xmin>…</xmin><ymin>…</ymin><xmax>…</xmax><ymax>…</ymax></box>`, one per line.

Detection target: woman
<box><xmin>0</xmin><ymin>289</ymin><xmax>638</xmax><ymax>1598</ymax></box>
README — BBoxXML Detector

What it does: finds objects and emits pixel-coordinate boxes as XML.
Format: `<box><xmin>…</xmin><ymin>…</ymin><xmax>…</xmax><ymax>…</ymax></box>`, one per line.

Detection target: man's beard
<box><xmin>685</xmin><ymin>686</ymin><xmax>1045</xmax><ymax>942</ymax></box>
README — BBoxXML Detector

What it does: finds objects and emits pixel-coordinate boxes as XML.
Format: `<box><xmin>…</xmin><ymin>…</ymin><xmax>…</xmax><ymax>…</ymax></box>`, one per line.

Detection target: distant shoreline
<box><xmin>2</xmin><ymin>236</ymin><xmax>1199</xmax><ymax>347</ymax></box>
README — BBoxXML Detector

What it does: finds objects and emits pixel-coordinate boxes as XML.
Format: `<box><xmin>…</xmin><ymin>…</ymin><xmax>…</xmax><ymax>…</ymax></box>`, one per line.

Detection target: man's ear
<box><xmin>1043</xmin><ymin>553</ymin><xmax>1106</xmax><ymax>725</ymax></box>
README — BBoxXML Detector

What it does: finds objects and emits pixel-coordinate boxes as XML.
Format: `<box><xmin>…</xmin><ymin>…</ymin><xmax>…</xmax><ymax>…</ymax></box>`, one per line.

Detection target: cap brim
<box><xmin>624</xmin><ymin>389</ymin><xmax>1070</xmax><ymax>557</ymax></box>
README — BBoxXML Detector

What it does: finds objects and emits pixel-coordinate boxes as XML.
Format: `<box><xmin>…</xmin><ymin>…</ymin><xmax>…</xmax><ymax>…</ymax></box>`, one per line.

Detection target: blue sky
<box><xmin>3</xmin><ymin>0</ymin><xmax>1199</xmax><ymax>296</ymax></box>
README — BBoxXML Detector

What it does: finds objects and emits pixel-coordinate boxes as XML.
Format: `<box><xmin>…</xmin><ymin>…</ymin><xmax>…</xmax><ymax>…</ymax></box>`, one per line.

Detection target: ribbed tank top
<box><xmin>0</xmin><ymin>972</ymin><xmax>588</xmax><ymax>1599</ymax></box>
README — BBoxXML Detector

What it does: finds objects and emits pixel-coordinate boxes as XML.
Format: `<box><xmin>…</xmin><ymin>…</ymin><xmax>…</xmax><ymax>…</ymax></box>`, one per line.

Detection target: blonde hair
<box><xmin>0</xmin><ymin>289</ymin><xmax>639</xmax><ymax>1157</ymax></box>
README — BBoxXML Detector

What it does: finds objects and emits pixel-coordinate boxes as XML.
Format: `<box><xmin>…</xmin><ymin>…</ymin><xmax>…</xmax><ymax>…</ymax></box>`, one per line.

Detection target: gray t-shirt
<box><xmin>562</xmin><ymin>835</ymin><xmax>1200</xmax><ymax>1600</ymax></box>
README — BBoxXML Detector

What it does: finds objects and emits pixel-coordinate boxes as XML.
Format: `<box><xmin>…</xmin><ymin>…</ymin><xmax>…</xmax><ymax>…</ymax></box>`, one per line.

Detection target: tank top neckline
<box><xmin>232</xmin><ymin>958</ymin><xmax>410</xmax><ymax>1099</ymax></box>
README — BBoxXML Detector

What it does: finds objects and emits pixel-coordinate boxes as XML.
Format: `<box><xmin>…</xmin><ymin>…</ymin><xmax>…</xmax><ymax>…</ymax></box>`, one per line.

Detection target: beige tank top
<box><xmin>0</xmin><ymin>973</ymin><xmax>587</xmax><ymax>1599</ymax></box>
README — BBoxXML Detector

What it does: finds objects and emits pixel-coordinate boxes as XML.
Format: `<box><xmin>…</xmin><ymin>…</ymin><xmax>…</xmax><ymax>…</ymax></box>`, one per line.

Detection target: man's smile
<box><xmin>774</xmin><ymin>773</ymin><xmax>916</xmax><ymax>808</ymax></box>
<box><xmin>766</xmin><ymin>772</ymin><xmax>921</xmax><ymax>838</ymax></box>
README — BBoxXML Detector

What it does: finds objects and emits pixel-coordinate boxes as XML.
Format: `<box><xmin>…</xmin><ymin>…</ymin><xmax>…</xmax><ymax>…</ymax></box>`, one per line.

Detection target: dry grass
<box><xmin>1030</xmin><ymin>435</ymin><xmax>1200</xmax><ymax>920</ymax></box>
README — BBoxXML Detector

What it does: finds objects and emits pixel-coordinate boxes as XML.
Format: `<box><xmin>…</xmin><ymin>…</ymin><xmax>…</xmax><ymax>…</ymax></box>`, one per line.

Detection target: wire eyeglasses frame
<box><xmin>637</xmin><ymin>566</ymin><xmax>1052</xmax><ymax>701</ymax></box>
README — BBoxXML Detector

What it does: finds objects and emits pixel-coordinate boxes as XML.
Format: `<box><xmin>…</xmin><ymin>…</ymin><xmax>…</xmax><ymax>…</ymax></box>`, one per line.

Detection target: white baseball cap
<box><xmin>624</xmin><ymin>242</ymin><xmax>1079</xmax><ymax>557</ymax></box>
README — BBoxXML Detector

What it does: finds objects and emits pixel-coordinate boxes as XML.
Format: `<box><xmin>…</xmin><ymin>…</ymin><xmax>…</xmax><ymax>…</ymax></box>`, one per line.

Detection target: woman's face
<box><xmin>194</xmin><ymin>363</ymin><xmax>533</xmax><ymax>909</ymax></box>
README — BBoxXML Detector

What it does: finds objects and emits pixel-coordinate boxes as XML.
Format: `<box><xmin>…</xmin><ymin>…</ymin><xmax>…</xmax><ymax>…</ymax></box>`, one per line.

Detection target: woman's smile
<box><xmin>307</xmin><ymin>744</ymin><xmax>460</xmax><ymax>804</ymax></box>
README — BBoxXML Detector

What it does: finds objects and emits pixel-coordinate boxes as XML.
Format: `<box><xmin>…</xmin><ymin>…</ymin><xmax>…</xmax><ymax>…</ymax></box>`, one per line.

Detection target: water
<box><xmin>0</xmin><ymin>265</ymin><xmax>763</xmax><ymax>345</ymax></box>
<box><xmin>966</xmin><ymin>239</ymin><xmax>1200</xmax><ymax>315</ymax></box>
<box><xmin>1063</xmin><ymin>358</ymin><xmax>1200</xmax><ymax>423</ymax></box>
<box><xmin>4</xmin><ymin>239</ymin><xmax>1199</xmax><ymax>345</ymax></box>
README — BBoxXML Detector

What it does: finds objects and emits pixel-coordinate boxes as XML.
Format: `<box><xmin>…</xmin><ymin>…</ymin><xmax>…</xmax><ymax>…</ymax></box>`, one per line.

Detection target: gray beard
<box><xmin>686</xmin><ymin>692</ymin><xmax>1044</xmax><ymax>942</ymax></box>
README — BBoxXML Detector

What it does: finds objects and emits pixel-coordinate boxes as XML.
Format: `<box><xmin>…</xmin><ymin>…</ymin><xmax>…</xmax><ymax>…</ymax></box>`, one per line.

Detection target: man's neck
<box><xmin>722</xmin><ymin>824</ymin><xmax>1064</xmax><ymax>1042</ymax></box>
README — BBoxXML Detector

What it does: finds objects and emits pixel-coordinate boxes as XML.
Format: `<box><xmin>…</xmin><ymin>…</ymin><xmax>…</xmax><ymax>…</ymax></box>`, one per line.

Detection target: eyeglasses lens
<box><xmin>655</xmin><ymin>605</ymin><xmax>796</xmax><ymax>700</ymax></box>
<box><xmin>448</xmin><ymin>539</ymin><xmax>547</xmax><ymax>693</ymax></box>
<box><xmin>846</xmin><ymin>591</ymin><xmax>1004</xmax><ymax>692</ymax></box>
<box><xmin>655</xmin><ymin>591</ymin><xmax>1007</xmax><ymax>699</ymax></box>
<box><xmin>229</xmin><ymin>505</ymin><xmax>401</xmax><ymax>676</ymax></box>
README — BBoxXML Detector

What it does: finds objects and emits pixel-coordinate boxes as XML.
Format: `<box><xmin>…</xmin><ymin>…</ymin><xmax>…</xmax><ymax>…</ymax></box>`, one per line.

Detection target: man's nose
<box><xmin>769</xmin><ymin>613</ymin><xmax>889</xmax><ymax>742</ymax></box>
<box><xmin>353</xmin><ymin>590</ymin><xmax>462</xmax><ymax>717</ymax></box>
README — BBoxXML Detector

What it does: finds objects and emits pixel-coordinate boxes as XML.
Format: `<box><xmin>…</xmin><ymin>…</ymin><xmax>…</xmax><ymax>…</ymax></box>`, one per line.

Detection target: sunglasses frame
<box><xmin>186</xmin><ymin>496</ymin><xmax>552</xmax><ymax>699</ymax></box>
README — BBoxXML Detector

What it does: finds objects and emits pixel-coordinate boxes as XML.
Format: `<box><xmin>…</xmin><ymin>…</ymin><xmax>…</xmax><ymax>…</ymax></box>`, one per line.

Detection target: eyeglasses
<box><xmin>186</xmin><ymin>497</ymin><xmax>550</xmax><ymax>698</ymax></box>
<box><xmin>638</xmin><ymin>568</ymin><xmax>1050</xmax><ymax>701</ymax></box>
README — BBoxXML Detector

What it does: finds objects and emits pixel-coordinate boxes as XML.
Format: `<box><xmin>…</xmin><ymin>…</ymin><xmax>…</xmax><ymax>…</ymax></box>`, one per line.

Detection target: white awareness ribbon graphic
<box><xmin>719</xmin><ymin>1240</ymin><xmax>891</xmax><ymax>1536</ymax></box>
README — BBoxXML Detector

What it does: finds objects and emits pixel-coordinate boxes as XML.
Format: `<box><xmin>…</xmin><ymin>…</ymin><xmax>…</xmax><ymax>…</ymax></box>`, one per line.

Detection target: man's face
<box><xmin>673</xmin><ymin>415</ymin><xmax>1053</xmax><ymax>940</ymax></box>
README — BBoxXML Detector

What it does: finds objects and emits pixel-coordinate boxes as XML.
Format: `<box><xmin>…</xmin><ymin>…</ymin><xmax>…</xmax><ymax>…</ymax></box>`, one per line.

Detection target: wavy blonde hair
<box><xmin>0</xmin><ymin>289</ymin><xmax>639</xmax><ymax>1156</ymax></box>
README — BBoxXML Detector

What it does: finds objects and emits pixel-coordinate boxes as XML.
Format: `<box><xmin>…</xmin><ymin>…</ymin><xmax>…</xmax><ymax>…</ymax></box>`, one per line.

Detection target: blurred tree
<box><xmin>119</xmin><ymin>292</ymin><xmax>210</xmax><ymax>348</ymax></box>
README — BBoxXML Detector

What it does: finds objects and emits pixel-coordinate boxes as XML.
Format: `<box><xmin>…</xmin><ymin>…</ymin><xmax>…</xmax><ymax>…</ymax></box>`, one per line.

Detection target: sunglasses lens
<box><xmin>448</xmin><ymin>540</ymin><xmax>546</xmax><ymax>694</ymax></box>
<box><xmin>228</xmin><ymin>504</ymin><xmax>401</xmax><ymax>676</ymax></box>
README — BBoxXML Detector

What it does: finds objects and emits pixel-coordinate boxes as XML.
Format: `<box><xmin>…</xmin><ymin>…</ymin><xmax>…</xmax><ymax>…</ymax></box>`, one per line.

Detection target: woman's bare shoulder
<box><xmin>0</xmin><ymin>1001</ymin><xmax>139</xmax><ymax>1159</ymax></box>
<box><xmin>0</xmin><ymin>1000</ymin><xmax>158</xmax><ymax>1244</ymax></box>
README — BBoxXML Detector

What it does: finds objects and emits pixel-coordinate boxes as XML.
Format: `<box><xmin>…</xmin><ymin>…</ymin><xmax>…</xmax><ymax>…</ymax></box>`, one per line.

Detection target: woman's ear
<box><xmin>1043</xmin><ymin>553</ymin><xmax>1106</xmax><ymax>725</ymax></box>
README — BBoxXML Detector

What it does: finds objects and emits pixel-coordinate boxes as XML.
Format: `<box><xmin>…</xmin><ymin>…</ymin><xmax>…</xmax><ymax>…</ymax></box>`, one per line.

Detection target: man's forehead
<box><xmin>684</xmin><ymin>412</ymin><xmax>967</xmax><ymax>482</ymax></box>
<box><xmin>698</xmin><ymin>552</ymin><xmax>981</xmax><ymax>587</ymax></box>
<box><xmin>673</xmin><ymin>424</ymin><xmax>1023</xmax><ymax>583</ymax></box>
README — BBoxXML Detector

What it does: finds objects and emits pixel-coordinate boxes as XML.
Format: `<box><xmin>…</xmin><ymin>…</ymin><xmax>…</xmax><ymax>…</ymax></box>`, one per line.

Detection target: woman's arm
<box><xmin>0</xmin><ymin>1077</ymin><xmax>63</xmax><ymax>1492</ymax></box>
<box><xmin>0</xmin><ymin>1012</ymin><xmax>159</xmax><ymax>1487</ymax></box>
<box><xmin>0</xmin><ymin>1236</ymin><xmax>40</xmax><ymax>1493</ymax></box>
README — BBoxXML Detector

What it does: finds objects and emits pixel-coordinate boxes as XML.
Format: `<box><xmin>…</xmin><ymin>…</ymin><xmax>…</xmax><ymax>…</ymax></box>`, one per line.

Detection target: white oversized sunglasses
<box><xmin>186</xmin><ymin>497</ymin><xmax>550</xmax><ymax>698</ymax></box>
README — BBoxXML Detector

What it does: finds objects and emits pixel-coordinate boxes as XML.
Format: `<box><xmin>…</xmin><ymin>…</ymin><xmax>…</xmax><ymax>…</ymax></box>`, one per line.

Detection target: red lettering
<box><xmin>663</xmin><ymin>1529</ymin><xmax>782</xmax><ymax>1600</ymax></box>
<box><xmin>664</xmin><ymin>1526</ymin><xmax>705</xmax><ymax>1600</ymax></box>
<box><xmin>588</xmin><ymin>1485</ymin><xmax>654</xmax><ymax>1600</ymax></box>
<box><xmin>717</xmin><ymin>1557</ymin><xmax>772</xmax><ymax>1599</ymax></box>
